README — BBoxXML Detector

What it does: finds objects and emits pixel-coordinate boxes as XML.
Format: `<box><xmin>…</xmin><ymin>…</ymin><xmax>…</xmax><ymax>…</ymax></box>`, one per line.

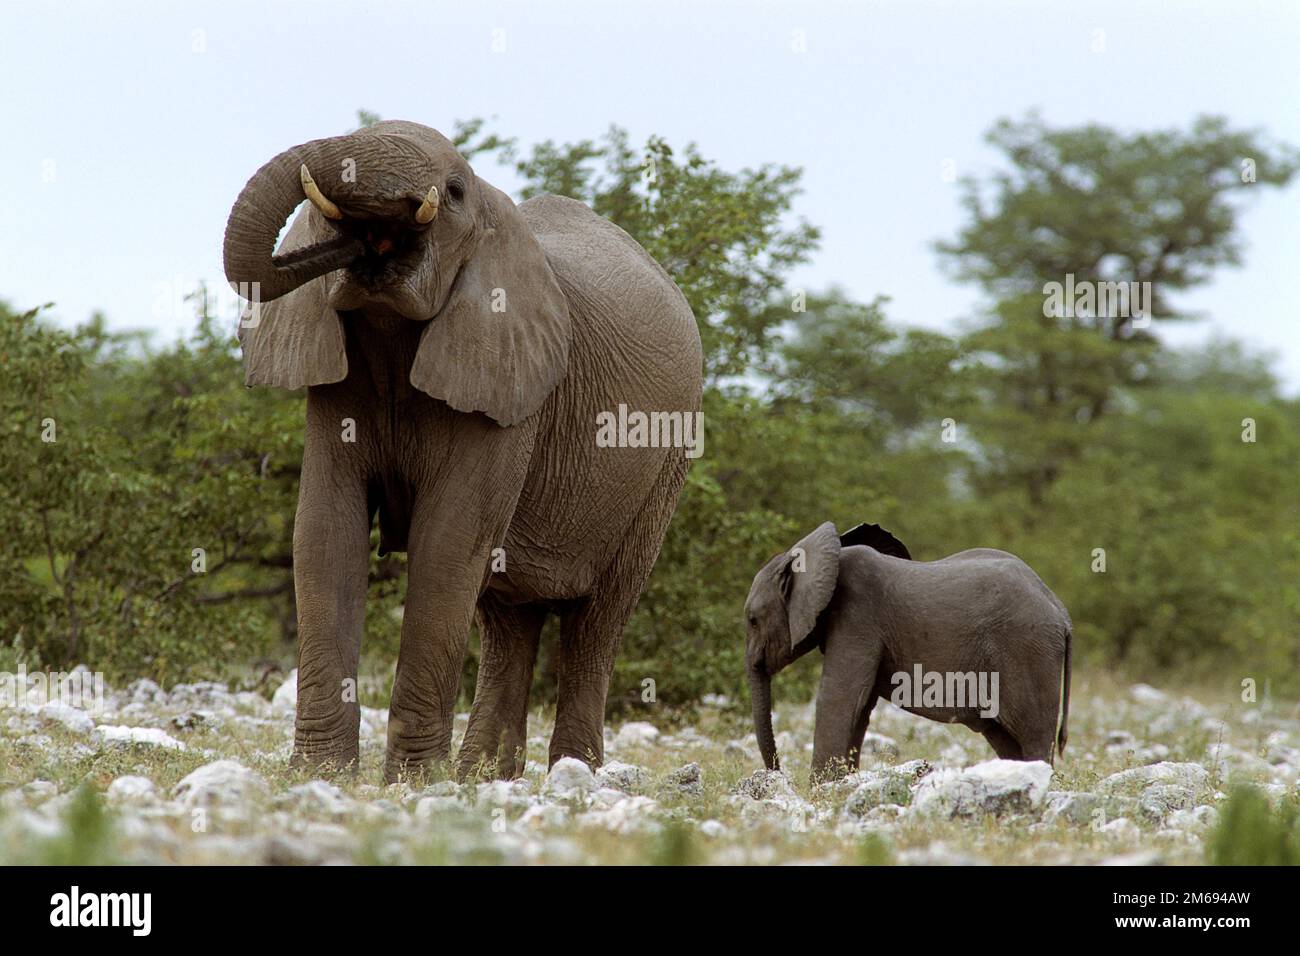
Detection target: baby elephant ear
<box><xmin>782</xmin><ymin>522</ymin><xmax>842</xmax><ymax>649</ymax></box>
<box><xmin>840</xmin><ymin>522</ymin><xmax>912</xmax><ymax>560</ymax></box>
<box><xmin>411</xmin><ymin>182</ymin><xmax>571</xmax><ymax>427</ymax></box>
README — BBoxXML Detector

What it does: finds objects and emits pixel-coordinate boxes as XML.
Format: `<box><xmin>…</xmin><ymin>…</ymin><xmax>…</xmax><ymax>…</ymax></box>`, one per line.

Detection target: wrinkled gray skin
<box><xmin>223</xmin><ymin>121</ymin><xmax>702</xmax><ymax>782</ymax></box>
<box><xmin>745</xmin><ymin>522</ymin><xmax>1072</xmax><ymax>781</ymax></box>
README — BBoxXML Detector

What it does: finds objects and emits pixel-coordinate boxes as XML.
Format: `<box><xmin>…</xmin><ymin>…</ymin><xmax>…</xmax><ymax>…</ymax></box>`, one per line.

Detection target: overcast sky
<box><xmin>3</xmin><ymin>0</ymin><xmax>1297</xmax><ymax>390</ymax></box>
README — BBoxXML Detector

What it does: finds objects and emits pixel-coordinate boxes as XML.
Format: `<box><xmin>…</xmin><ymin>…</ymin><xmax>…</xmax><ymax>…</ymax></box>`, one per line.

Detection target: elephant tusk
<box><xmin>414</xmin><ymin>185</ymin><xmax>439</xmax><ymax>224</ymax></box>
<box><xmin>299</xmin><ymin>164</ymin><xmax>343</xmax><ymax>220</ymax></box>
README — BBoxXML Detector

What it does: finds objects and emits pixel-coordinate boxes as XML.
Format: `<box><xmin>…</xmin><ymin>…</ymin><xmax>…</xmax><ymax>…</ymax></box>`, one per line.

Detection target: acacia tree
<box><xmin>938</xmin><ymin>114</ymin><xmax>1297</xmax><ymax>504</ymax></box>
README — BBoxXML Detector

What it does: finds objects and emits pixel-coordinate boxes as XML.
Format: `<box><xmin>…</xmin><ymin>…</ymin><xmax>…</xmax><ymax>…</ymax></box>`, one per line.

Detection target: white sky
<box><xmin>2</xmin><ymin>0</ymin><xmax>1297</xmax><ymax>390</ymax></box>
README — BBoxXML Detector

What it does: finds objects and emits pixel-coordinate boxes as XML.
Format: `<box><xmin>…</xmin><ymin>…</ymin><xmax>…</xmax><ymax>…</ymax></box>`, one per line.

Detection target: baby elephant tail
<box><xmin>1053</xmin><ymin>625</ymin><xmax>1072</xmax><ymax>761</ymax></box>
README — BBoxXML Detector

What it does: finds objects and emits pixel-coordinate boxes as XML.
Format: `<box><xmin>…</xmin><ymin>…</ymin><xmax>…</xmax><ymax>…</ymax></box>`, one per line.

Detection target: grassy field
<box><xmin>1</xmin><ymin>668</ymin><xmax>1297</xmax><ymax>865</ymax></box>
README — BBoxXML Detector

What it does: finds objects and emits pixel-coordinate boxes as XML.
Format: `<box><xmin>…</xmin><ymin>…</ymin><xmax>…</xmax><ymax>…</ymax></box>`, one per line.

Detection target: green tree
<box><xmin>938</xmin><ymin>114</ymin><xmax>1297</xmax><ymax>504</ymax></box>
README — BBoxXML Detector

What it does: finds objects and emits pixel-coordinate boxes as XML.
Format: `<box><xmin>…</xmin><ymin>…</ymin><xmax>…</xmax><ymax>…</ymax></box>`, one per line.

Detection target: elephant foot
<box><xmin>383</xmin><ymin>730</ymin><xmax>453</xmax><ymax>785</ymax></box>
<box><xmin>289</xmin><ymin>745</ymin><xmax>359</xmax><ymax>777</ymax></box>
<box><xmin>455</xmin><ymin>744</ymin><xmax>525</xmax><ymax>783</ymax></box>
<box><xmin>382</xmin><ymin>754</ymin><xmax>454</xmax><ymax>786</ymax></box>
<box><xmin>546</xmin><ymin>744</ymin><xmax>603</xmax><ymax>771</ymax></box>
<box><xmin>291</xmin><ymin>712</ymin><xmax>359</xmax><ymax>775</ymax></box>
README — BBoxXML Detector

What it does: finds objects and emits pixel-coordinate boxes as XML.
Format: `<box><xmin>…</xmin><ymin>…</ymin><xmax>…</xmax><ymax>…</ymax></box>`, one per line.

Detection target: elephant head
<box><xmin>744</xmin><ymin>520</ymin><xmax>912</xmax><ymax>770</ymax></box>
<box><xmin>223</xmin><ymin>120</ymin><xmax>570</xmax><ymax>426</ymax></box>
<box><xmin>744</xmin><ymin>522</ymin><xmax>843</xmax><ymax>771</ymax></box>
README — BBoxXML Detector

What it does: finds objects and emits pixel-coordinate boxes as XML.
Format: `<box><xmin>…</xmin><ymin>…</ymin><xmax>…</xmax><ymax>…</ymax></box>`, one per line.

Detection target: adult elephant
<box><xmin>223</xmin><ymin>120</ymin><xmax>702</xmax><ymax>782</ymax></box>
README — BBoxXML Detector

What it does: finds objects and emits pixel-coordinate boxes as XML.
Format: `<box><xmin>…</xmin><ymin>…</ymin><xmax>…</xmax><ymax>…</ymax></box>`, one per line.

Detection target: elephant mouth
<box><xmin>333</xmin><ymin>217</ymin><xmax>429</xmax><ymax>289</ymax></box>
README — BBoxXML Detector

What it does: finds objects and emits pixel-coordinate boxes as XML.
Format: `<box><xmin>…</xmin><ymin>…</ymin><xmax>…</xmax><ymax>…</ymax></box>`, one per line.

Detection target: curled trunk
<box><xmin>749</xmin><ymin>666</ymin><xmax>779</xmax><ymax>771</ymax></box>
<box><xmin>223</xmin><ymin>135</ymin><xmax>366</xmax><ymax>302</ymax></box>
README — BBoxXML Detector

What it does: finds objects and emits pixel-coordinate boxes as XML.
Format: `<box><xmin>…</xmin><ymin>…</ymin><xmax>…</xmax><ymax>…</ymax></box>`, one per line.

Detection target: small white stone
<box><xmin>39</xmin><ymin>702</ymin><xmax>95</xmax><ymax>735</ymax></box>
<box><xmin>95</xmin><ymin>725</ymin><xmax>187</xmax><ymax>750</ymax></box>
<box><xmin>271</xmin><ymin>670</ymin><xmax>298</xmax><ymax>715</ymax></box>
<box><xmin>595</xmin><ymin>761</ymin><xmax>647</xmax><ymax>792</ymax></box>
<box><xmin>106</xmin><ymin>775</ymin><xmax>159</xmax><ymax>806</ymax></box>
<box><xmin>612</xmin><ymin>721</ymin><xmax>660</xmax><ymax>748</ymax></box>
<box><xmin>173</xmin><ymin>760</ymin><xmax>270</xmax><ymax>807</ymax></box>
<box><xmin>1130</xmin><ymin>683</ymin><xmax>1168</xmax><ymax>705</ymax></box>
<box><xmin>543</xmin><ymin>757</ymin><xmax>597</xmax><ymax>797</ymax></box>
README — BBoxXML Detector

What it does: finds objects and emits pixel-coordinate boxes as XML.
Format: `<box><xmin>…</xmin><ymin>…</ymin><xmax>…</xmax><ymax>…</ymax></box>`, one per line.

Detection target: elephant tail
<box><xmin>1054</xmin><ymin>625</ymin><xmax>1072</xmax><ymax>760</ymax></box>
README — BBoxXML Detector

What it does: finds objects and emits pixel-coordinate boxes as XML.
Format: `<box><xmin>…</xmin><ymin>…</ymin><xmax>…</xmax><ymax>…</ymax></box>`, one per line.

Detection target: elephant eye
<box><xmin>446</xmin><ymin>180</ymin><xmax>465</xmax><ymax>203</ymax></box>
<box><xmin>748</xmin><ymin>615</ymin><xmax>758</xmax><ymax>628</ymax></box>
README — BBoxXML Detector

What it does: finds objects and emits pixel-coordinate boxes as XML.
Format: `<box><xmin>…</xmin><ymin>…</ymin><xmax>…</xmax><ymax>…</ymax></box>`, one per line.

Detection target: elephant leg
<box><xmin>456</xmin><ymin>597</ymin><xmax>547</xmax><ymax>781</ymax></box>
<box><xmin>1011</xmin><ymin>721</ymin><xmax>1057</xmax><ymax>763</ymax></box>
<box><xmin>289</xmin><ymin>457</ymin><xmax>370</xmax><ymax>771</ymax></box>
<box><xmin>549</xmin><ymin>455</ymin><xmax>689</xmax><ymax>769</ymax></box>
<box><xmin>385</xmin><ymin>503</ymin><xmax>504</xmax><ymax>783</ymax></box>
<box><xmin>848</xmin><ymin>690</ymin><xmax>880</xmax><ymax>771</ymax></box>
<box><xmin>979</xmin><ymin>721</ymin><xmax>1024</xmax><ymax>759</ymax></box>
<box><xmin>811</xmin><ymin>631</ymin><xmax>883</xmax><ymax>781</ymax></box>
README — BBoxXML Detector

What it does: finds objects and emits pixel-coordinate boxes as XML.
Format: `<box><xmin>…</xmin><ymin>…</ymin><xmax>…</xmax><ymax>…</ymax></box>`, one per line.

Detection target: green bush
<box><xmin>1206</xmin><ymin>787</ymin><xmax>1300</xmax><ymax>865</ymax></box>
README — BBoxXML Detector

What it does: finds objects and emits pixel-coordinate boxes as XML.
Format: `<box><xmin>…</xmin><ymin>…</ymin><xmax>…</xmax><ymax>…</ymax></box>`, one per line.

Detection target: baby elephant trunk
<box><xmin>749</xmin><ymin>665</ymin><xmax>779</xmax><ymax>771</ymax></box>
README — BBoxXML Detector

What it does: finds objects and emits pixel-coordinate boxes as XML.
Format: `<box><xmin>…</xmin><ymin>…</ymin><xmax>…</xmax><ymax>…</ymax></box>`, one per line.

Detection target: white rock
<box><xmin>106</xmin><ymin>775</ymin><xmax>159</xmax><ymax>806</ymax></box>
<box><xmin>734</xmin><ymin>769</ymin><xmax>797</xmax><ymax>801</ymax></box>
<box><xmin>577</xmin><ymin>795</ymin><xmax>661</xmax><ymax>834</ymax></box>
<box><xmin>475</xmin><ymin>780</ymin><xmax>533</xmax><ymax>811</ymax></box>
<box><xmin>278</xmin><ymin>780</ymin><xmax>354</xmax><ymax>816</ymax></box>
<box><xmin>595</xmin><ymin>761</ymin><xmax>647</xmax><ymax>792</ymax></box>
<box><xmin>699</xmin><ymin>819</ymin><xmax>729</xmax><ymax>838</ymax></box>
<box><xmin>543</xmin><ymin>757</ymin><xmax>597</xmax><ymax>797</ymax></box>
<box><xmin>892</xmin><ymin>759</ymin><xmax>934</xmax><ymax>781</ymax></box>
<box><xmin>612</xmin><ymin>722</ymin><xmax>660</xmax><ymax>748</ymax></box>
<box><xmin>233</xmin><ymin>691</ymin><xmax>270</xmax><ymax>716</ymax></box>
<box><xmin>1130</xmin><ymin>683</ymin><xmax>1168</xmax><ymax>705</ymax></box>
<box><xmin>843</xmin><ymin>770</ymin><xmax>913</xmax><ymax>815</ymax></box>
<box><xmin>413</xmin><ymin>795</ymin><xmax>461</xmax><ymax>818</ymax></box>
<box><xmin>1165</xmin><ymin>805</ymin><xmax>1217</xmax><ymax>830</ymax></box>
<box><xmin>1100</xmin><ymin>848</ymin><xmax>1162</xmax><ymax>865</ymax></box>
<box><xmin>1042</xmin><ymin>790</ymin><xmax>1104</xmax><ymax>826</ymax></box>
<box><xmin>590</xmin><ymin>787</ymin><xmax>631</xmax><ymax>808</ymax></box>
<box><xmin>39</xmin><ymin>701</ymin><xmax>94</xmax><ymax>735</ymax></box>
<box><xmin>271</xmin><ymin>670</ymin><xmax>297</xmax><ymax>714</ymax></box>
<box><xmin>126</xmin><ymin>678</ymin><xmax>166</xmax><ymax>705</ymax></box>
<box><xmin>911</xmin><ymin>759</ymin><xmax>1054</xmax><ymax>817</ymax></box>
<box><xmin>172</xmin><ymin>760</ymin><xmax>270</xmax><ymax>807</ymax></box>
<box><xmin>1098</xmin><ymin>762</ymin><xmax>1209</xmax><ymax>795</ymax></box>
<box><xmin>667</xmin><ymin>762</ymin><xmax>703</xmax><ymax>795</ymax></box>
<box><xmin>1099</xmin><ymin>817</ymin><xmax>1141</xmax><ymax>840</ymax></box>
<box><xmin>517</xmin><ymin>802</ymin><xmax>569</xmax><ymax>829</ymax></box>
<box><xmin>21</xmin><ymin>780</ymin><xmax>58</xmax><ymax>804</ymax></box>
<box><xmin>95</xmin><ymin>725</ymin><xmax>187</xmax><ymax>750</ymax></box>
<box><xmin>1138</xmin><ymin>784</ymin><xmax>1196</xmax><ymax>821</ymax></box>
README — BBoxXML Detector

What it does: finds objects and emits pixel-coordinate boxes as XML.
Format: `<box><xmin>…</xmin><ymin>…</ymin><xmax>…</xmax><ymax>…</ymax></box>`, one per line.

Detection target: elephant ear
<box><xmin>840</xmin><ymin>522</ymin><xmax>912</xmax><ymax>560</ymax></box>
<box><xmin>781</xmin><ymin>522</ymin><xmax>843</xmax><ymax>650</ymax></box>
<box><xmin>411</xmin><ymin>182</ymin><xmax>571</xmax><ymax>426</ymax></box>
<box><xmin>238</xmin><ymin>209</ymin><xmax>348</xmax><ymax>389</ymax></box>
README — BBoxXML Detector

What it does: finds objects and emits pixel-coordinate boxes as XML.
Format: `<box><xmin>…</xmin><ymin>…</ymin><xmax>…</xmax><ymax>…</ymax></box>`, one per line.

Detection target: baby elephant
<box><xmin>745</xmin><ymin>521</ymin><xmax>1071</xmax><ymax>780</ymax></box>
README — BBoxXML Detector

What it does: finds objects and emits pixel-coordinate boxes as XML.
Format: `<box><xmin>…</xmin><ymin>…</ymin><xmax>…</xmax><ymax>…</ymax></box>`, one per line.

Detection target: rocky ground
<box><xmin>2</xmin><ymin>668</ymin><xmax>1297</xmax><ymax>865</ymax></box>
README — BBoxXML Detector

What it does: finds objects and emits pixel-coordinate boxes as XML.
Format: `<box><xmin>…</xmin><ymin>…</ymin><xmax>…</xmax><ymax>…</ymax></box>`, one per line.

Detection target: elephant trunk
<box><xmin>223</xmin><ymin>135</ymin><xmax>366</xmax><ymax>303</ymax></box>
<box><xmin>749</xmin><ymin>664</ymin><xmax>779</xmax><ymax>771</ymax></box>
